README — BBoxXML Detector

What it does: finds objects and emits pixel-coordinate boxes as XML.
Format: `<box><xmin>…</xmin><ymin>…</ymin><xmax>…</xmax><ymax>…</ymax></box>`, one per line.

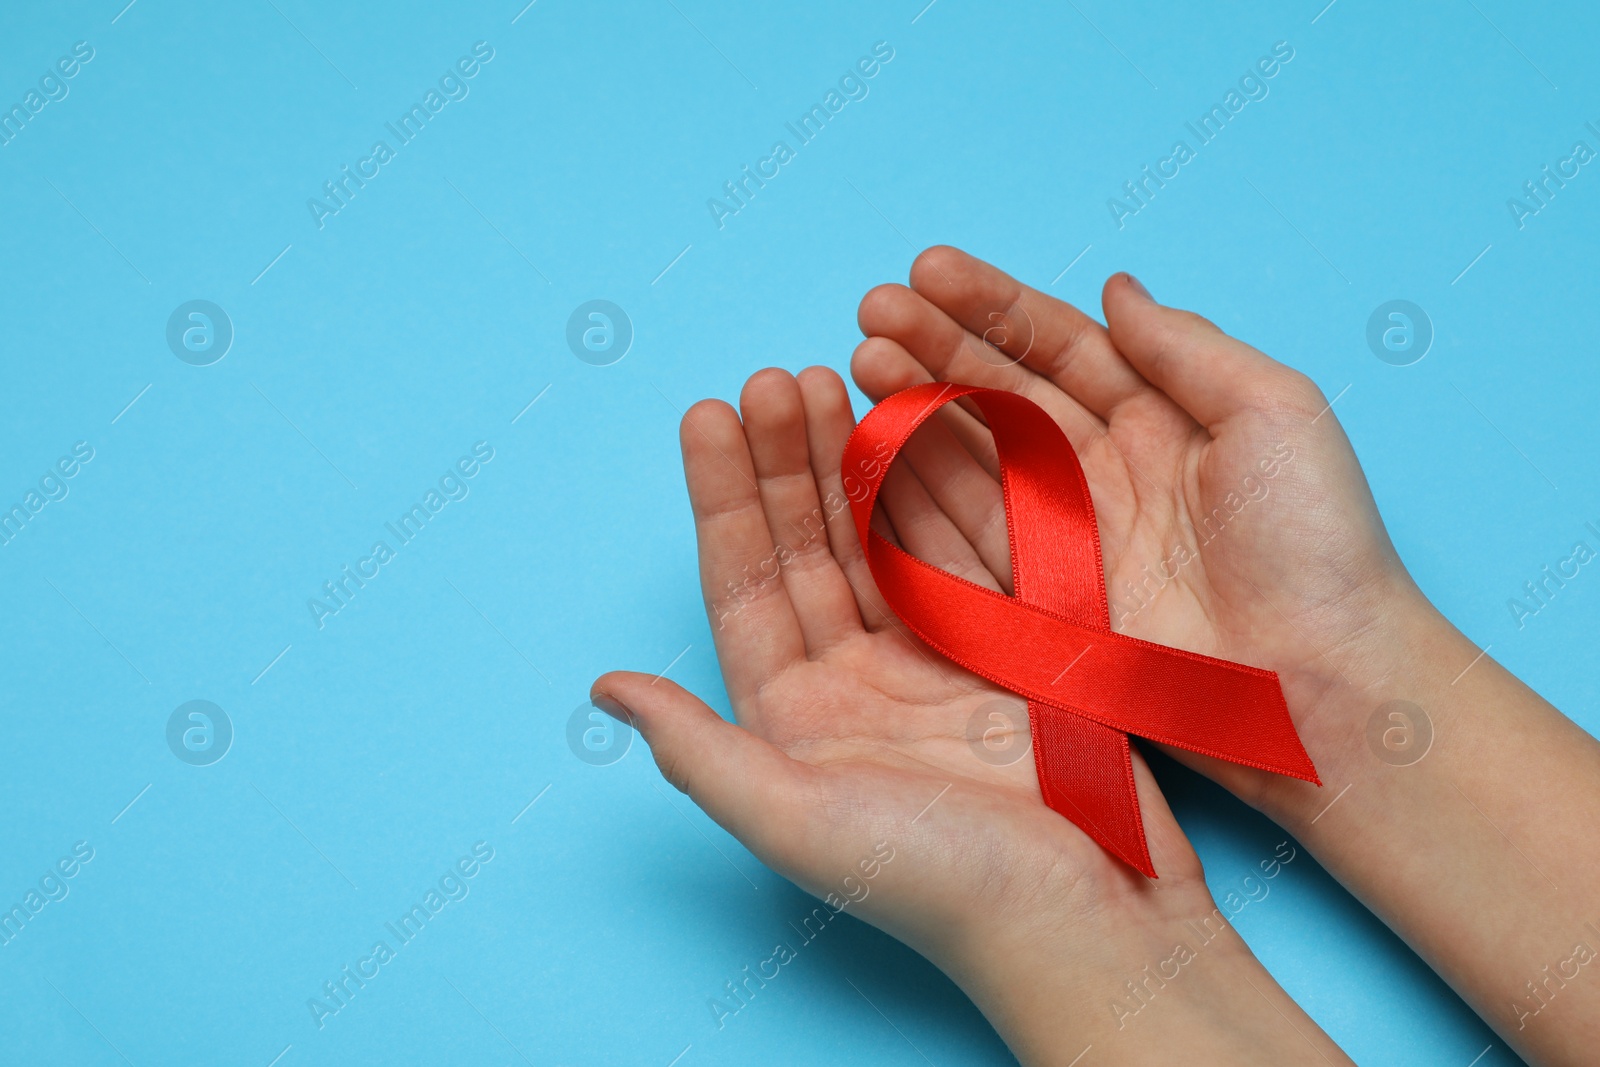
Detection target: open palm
<box><xmin>593</xmin><ymin>359</ymin><xmax>1212</xmax><ymax>984</ymax></box>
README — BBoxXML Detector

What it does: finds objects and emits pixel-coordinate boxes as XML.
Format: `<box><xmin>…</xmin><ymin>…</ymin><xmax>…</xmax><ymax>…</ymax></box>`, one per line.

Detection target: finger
<box><xmin>1127</xmin><ymin>745</ymin><xmax>1207</xmax><ymax>886</ymax></box>
<box><xmin>592</xmin><ymin>673</ymin><xmax>813</xmax><ymax>867</ymax></box>
<box><xmin>1102</xmin><ymin>273</ymin><xmax>1322</xmax><ymax>430</ymax></box>
<box><xmin>851</xmin><ymin>336</ymin><xmax>1001</xmax><ymax>479</ymax></box>
<box><xmin>856</xmin><ymin>282</ymin><xmax>1109</xmax><ymax>458</ymax></box>
<box><xmin>895</xmin><ymin>427</ymin><xmax>1011</xmax><ymax>591</ymax></box>
<box><xmin>680</xmin><ymin>399</ymin><xmax>806</xmax><ymax>707</ymax></box>
<box><xmin>740</xmin><ymin>370</ymin><xmax>866</xmax><ymax>656</ymax></box>
<box><xmin>876</xmin><ymin>456</ymin><xmax>1005</xmax><ymax>594</ymax></box>
<box><xmin>849</xmin><ymin>340</ymin><xmax>1013</xmax><ymax>588</ymax></box>
<box><xmin>793</xmin><ymin>365</ymin><xmax>884</xmax><ymax>629</ymax></box>
<box><xmin>908</xmin><ymin>245</ymin><xmax>1152</xmax><ymax>422</ymax></box>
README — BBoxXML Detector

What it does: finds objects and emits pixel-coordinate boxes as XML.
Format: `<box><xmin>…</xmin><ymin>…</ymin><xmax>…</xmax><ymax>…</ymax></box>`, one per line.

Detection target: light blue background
<box><xmin>1</xmin><ymin>0</ymin><xmax>1594</xmax><ymax>1063</ymax></box>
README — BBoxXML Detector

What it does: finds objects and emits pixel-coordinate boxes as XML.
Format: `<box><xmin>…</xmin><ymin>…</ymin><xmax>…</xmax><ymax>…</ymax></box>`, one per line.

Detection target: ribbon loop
<box><xmin>843</xmin><ymin>384</ymin><xmax>1318</xmax><ymax>877</ymax></box>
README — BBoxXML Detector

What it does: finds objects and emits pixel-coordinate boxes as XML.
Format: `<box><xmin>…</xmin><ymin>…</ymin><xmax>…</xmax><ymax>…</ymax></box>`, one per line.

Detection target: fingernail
<box><xmin>591</xmin><ymin>692</ymin><xmax>635</xmax><ymax>726</ymax></box>
<box><xmin>1125</xmin><ymin>273</ymin><xmax>1152</xmax><ymax>300</ymax></box>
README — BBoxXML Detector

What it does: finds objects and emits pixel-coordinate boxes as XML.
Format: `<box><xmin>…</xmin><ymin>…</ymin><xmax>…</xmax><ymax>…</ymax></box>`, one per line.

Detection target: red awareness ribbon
<box><xmin>842</xmin><ymin>383</ymin><xmax>1319</xmax><ymax>877</ymax></box>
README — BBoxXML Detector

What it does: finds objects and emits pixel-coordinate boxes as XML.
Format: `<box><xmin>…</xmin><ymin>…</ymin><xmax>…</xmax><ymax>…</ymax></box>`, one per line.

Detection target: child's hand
<box><xmin>592</xmin><ymin>367</ymin><xmax>1348</xmax><ymax>1064</ymax></box>
<box><xmin>849</xmin><ymin>246</ymin><xmax>1421</xmax><ymax>819</ymax></box>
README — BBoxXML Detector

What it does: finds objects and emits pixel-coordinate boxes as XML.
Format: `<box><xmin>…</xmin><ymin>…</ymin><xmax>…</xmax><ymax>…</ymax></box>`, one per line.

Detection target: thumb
<box><xmin>1102</xmin><ymin>271</ymin><xmax>1322</xmax><ymax>429</ymax></box>
<box><xmin>590</xmin><ymin>671</ymin><xmax>810</xmax><ymax>858</ymax></box>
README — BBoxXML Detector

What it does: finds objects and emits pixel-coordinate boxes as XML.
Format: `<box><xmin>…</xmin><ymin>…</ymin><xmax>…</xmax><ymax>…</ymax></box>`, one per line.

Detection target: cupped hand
<box><xmin>591</xmin><ymin>366</ymin><xmax>1219</xmax><ymax>1034</ymax></box>
<box><xmin>849</xmin><ymin>246</ymin><xmax>1429</xmax><ymax>818</ymax></box>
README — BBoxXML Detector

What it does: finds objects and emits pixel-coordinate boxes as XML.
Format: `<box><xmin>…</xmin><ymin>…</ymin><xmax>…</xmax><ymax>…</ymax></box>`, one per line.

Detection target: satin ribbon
<box><xmin>842</xmin><ymin>383</ymin><xmax>1319</xmax><ymax>876</ymax></box>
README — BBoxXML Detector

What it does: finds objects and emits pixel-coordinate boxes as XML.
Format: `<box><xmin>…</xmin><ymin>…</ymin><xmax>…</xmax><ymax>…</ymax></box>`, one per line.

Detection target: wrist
<box><xmin>1249</xmin><ymin>585</ymin><xmax>1600</xmax><ymax>1065</ymax></box>
<box><xmin>1251</xmin><ymin>582</ymin><xmax>1461</xmax><ymax>832</ymax></box>
<box><xmin>949</xmin><ymin>882</ymin><xmax>1351</xmax><ymax>1065</ymax></box>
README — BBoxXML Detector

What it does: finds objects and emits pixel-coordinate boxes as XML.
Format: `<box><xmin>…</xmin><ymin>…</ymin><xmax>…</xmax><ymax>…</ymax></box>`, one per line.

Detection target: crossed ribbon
<box><xmin>842</xmin><ymin>383</ymin><xmax>1319</xmax><ymax>877</ymax></box>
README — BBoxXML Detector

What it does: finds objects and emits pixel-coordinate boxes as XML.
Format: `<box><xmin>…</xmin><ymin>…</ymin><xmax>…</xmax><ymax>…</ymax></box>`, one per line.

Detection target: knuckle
<box><xmin>654</xmin><ymin>749</ymin><xmax>695</xmax><ymax>798</ymax></box>
<box><xmin>1171</xmin><ymin>308</ymin><xmax>1223</xmax><ymax>337</ymax></box>
<box><xmin>1247</xmin><ymin>369</ymin><xmax>1327</xmax><ymax>422</ymax></box>
<box><xmin>1276</xmin><ymin>369</ymin><xmax>1327</xmax><ymax>412</ymax></box>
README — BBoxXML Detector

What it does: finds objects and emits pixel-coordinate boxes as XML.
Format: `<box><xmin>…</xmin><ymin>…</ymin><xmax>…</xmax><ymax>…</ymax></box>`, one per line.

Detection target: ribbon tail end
<box><xmin>1031</xmin><ymin>705</ymin><xmax>1158</xmax><ymax>879</ymax></box>
<box><xmin>1282</xmin><ymin>740</ymin><xmax>1321</xmax><ymax>787</ymax></box>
